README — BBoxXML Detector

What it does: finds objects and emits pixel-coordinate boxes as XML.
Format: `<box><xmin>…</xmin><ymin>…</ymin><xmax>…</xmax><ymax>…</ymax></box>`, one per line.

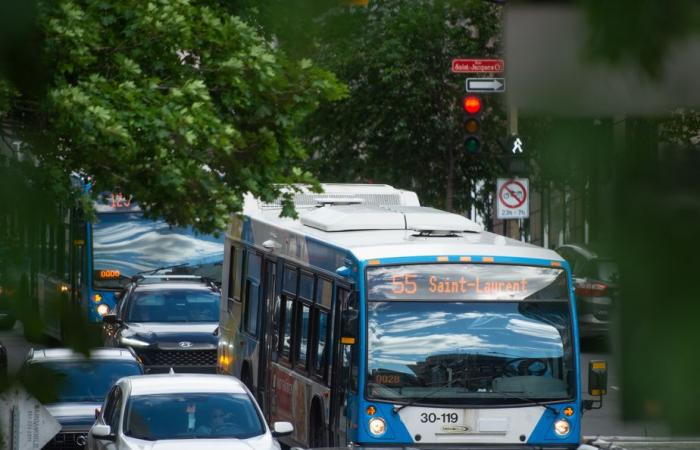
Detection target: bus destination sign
<box><xmin>367</xmin><ymin>264</ymin><xmax>567</xmax><ymax>301</ymax></box>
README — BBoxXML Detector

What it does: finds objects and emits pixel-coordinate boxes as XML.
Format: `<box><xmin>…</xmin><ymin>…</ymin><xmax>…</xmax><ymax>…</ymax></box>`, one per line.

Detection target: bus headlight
<box><xmin>368</xmin><ymin>417</ymin><xmax>386</xmax><ymax>436</ymax></box>
<box><xmin>96</xmin><ymin>304</ymin><xmax>110</xmax><ymax>316</ymax></box>
<box><xmin>554</xmin><ymin>419</ymin><xmax>570</xmax><ymax>436</ymax></box>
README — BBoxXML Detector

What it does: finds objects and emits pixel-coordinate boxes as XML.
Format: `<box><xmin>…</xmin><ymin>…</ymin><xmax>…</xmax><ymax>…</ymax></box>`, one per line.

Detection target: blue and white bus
<box><xmin>217</xmin><ymin>184</ymin><xmax>607</xmax><ymax>449</ymax></box>
<box><xmin>34</xmin><ymin>191</ymin><xmax>224</xmax><ymax>340</ymax></box>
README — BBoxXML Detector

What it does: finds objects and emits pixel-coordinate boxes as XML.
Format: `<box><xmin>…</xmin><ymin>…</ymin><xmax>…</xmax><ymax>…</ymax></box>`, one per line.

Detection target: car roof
<box><xmin>123</xmin><ymin>374</ymin><xmax>248</xmax><ymax>396</ymax></box>
<box><xmin>556</xmin><ymin>243</ymin><xmax>599</xmax><ymax>260</ymax></box>
<box><xmin>132</xmin><ymin>275</ymin><xmax>219</xmax><ymax>292</ymax></box>
<box><xmin>133</xmin><ymin>283</ymin><xmax>216</xmax><ymax>292</ymax></box>
<box><xmin>27</xmin><ymin>347</ymin><xmax>139</xmax><ymax>362</ymax></box>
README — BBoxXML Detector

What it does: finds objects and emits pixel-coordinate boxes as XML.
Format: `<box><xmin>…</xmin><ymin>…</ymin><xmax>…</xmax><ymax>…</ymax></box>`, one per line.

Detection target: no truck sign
<box><xmin>496</xmin><ymin>178</ymin><xmax>529</xmax><ymax>219</ymax></box>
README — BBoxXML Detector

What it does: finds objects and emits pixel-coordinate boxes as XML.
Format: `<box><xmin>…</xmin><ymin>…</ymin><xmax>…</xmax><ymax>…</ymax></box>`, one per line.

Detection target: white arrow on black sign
<box><xmin>466</xmin><ymin>78</ymin><xmax>506</xmax><ymax>93</ymax></box>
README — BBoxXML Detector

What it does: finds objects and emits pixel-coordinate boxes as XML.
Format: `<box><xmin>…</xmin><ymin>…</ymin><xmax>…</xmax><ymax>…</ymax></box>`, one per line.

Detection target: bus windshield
<box><xmin>92</xmin><ymin>213</ymin><xmax>223</xmax><ymax>289</ymax></box>
<box><xmin>366</xmin><ymin>264</ymin><xmax>575</xmax><ymax>406</ymax></box>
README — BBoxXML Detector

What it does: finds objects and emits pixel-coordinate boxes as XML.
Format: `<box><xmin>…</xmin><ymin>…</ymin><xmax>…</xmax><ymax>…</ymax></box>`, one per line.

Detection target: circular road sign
<box><xmin>498</xmin><ymin>179</ymin><xmax>527</xmax><ymax>209</ymax></box>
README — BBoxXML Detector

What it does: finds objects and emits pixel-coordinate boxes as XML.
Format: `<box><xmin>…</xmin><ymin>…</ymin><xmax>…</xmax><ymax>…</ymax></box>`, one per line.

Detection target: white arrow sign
<box><xmin>0</xmin><ymin>388</ymin><xmax>61</xmax><ymax>450</ymax></box>
<box><xmin>466</xmin><ymin>78</ymin><xmax>506</xmax><ymax>93</ymax></box>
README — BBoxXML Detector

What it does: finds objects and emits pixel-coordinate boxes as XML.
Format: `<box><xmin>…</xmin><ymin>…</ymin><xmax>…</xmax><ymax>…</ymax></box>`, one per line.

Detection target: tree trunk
<box><xmin>445</xmin><ymin>146</ymin><xmax>455</xmax><ymax>212</ymax></box>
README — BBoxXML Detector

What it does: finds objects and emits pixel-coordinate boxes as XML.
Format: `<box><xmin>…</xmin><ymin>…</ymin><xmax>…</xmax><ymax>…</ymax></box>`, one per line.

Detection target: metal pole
<box><xmin>11</xmin><ymin>405</ymin><xmax>18</xmax><ymax>450</ymax></box>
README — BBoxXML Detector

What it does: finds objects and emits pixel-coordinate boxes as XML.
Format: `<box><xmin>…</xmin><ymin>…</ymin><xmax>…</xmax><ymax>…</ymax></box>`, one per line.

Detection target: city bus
<box><xmin>32</xmin><ymin>190</ymin><xmax>224</xmax><ymax>340</ymax></box>
<box><xmin>217</xmin><ymin>184</ymin><xmax>607</xmax><ymax>449</ymax></box>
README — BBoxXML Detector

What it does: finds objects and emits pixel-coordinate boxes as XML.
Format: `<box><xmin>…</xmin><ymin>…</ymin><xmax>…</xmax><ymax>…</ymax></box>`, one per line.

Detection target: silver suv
<box><xmin>20</xmin><ymin>348</ymin><xmax>143</xmax><ymax>450</ymax></box>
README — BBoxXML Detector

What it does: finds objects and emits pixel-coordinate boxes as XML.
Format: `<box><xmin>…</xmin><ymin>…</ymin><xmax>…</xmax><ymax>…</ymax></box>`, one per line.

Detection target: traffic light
<box><xmin>463</xmin><ymin>95</ymin><xmax>482</xmax><ymax>153</ymax></box>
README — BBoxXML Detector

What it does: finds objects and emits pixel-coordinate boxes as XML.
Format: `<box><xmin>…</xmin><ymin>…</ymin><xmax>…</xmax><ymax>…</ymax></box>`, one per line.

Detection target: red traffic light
<box><xmin>463</xmin><ymin>96</ymin><xmax>482</xmax><ymax>114</ymax></box>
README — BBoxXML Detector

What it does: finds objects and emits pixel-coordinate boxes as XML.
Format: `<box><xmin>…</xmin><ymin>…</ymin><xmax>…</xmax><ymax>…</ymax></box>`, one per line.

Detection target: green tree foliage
<box><xmin>0</xmin><ymin>0</ymin><xmax>347</xmax><ymax>233</ymax></box>
<box><xmin>582</xmin><ymin>0</ymin><xmax>700</xmax><ymax>78</ymax></box>
<box><xmin>300</xmin><ymin>0</ymin><xmax>505</xmax><ymax>213</ymax></box>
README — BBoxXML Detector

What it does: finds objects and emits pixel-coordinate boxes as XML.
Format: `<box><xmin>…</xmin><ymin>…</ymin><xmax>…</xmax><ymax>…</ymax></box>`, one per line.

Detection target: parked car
<box><xmin>555</xmin><ymin>244</ymin><xmax>619</xmax><ymax>340</ymax></box>
<box><xmin>19</xmin><ymin>348</ymin><xmax>144</xmax><ymax>450</ymax></box>
<box><xmin>88</xmin><ymin>374</ymin><xmax>293</xmax><ymax>450</ymax></box>
<box><xmin>102</xmin><ymin>275</ymin><xmax>220</xmax><ymax>373</ymax></box>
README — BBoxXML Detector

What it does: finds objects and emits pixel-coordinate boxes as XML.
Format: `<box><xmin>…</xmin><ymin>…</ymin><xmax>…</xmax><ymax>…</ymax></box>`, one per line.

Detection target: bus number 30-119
<box><xmin>420</xmin><ymin>412</ymin><xmax>459</xmax><ymax>423</ymax></box>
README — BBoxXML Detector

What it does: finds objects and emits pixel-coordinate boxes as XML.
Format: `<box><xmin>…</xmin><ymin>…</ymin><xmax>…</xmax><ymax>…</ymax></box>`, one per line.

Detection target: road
<box><xmin>580</xmin><ymin>339</ymin><xmax>668</xmax><ymax>438</ymax></box>
<box><xmin>0</xmin><ymin>323</ymin><xmax>667</xmax><ymax>439</ymax></box>
<box><xmin>1</xmin><ymin>323</ymin><xmax>40</xmax><ymax>374</ymax></box>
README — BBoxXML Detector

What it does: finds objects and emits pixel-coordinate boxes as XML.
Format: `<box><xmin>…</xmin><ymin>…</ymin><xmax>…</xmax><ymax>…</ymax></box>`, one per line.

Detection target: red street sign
<box><xmin>451</xmin><ymin>58</ymin><xmax>504</xmax><ymax>73</ymax></box>
<box><xmin>498</xmin><ymin>179</ymin><xmax>527</xmax><ymax>209</ymax></box>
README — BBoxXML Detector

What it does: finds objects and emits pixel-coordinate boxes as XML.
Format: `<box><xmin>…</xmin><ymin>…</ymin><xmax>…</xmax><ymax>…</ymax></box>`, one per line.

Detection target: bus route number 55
<box><xmin>391</xmin><ymin>274</ymin><xmax>417</xmax><ymax>295</ymax></box>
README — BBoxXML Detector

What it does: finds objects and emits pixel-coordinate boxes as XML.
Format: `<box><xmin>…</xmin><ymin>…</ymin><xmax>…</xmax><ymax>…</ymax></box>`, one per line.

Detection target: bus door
<box><xmin>330</xmin><ymin>284</ymin><xmax>353</xmax><ymax>446</ymax></box>
<box><xmin>258</xmin><ymin>256</ymin><xmax>277</xmax><ymax>415</ymax></box>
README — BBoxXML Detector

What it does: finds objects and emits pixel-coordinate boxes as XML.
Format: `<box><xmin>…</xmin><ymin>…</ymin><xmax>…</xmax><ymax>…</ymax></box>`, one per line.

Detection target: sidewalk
<box><xmin>589</xmin><ymin>436</ymin><xmax>700</xmax><ymax>449</ymax></box>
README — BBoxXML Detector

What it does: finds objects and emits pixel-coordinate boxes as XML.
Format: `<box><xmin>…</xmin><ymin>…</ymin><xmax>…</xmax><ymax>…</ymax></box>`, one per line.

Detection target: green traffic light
<box><xmin>465</xmin><ymin>137</ymin><xmax>480</xmax><ymax>153</ymax></box>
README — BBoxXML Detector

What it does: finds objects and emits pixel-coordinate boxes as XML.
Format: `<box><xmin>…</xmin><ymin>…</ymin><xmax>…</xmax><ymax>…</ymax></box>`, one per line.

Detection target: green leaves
<box><xmin>303</xmin><ymin>0</ymin><xmax>504</xmax><ymax>213</ymax></box>
<box><xmin>1</xmin><ymin>0</ymin><xmax>344</xmax><ymax>233</ymax></box>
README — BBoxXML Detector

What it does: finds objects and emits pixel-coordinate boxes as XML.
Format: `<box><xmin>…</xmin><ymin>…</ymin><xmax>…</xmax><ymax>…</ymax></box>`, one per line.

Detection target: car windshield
<box><xmin>126</xmin><ymin>289</ymin><xmax>219</xmax><ymax>323</ymax></box>
<box><xmin>92</xmin><ymin>212</ymin><xmax>223</xmax><ymax>289</ymax></box>
<box><xmin>123</xmin><ymin>393</ymin><xmax>264</xmax><ymax>441</ymax></box>
<box><xmin>366</xmin><ymin>264</ymin><xmax>575</xmax><ymax>406</ymax></box>
<box><xmin>25</xmin><ymin>360</ymin><xmax>142</xmax><ymax>403</ymax></box>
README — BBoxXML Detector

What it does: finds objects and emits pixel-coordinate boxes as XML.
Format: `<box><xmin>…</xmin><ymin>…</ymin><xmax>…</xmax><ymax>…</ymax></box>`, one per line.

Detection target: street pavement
<box><xmin>0</xmin><ymin>323</ymin><xmax>681</xmax><ymax>445</ymax></box>
<box><xmin>1</xmin><ymin>322</ymin><xmax>40</xmax><ymax>374</ymax></box>
<box><xmin>580</xmin><ymin>339</ymin><xmax>668</xmax><ymax>438</ymax></box>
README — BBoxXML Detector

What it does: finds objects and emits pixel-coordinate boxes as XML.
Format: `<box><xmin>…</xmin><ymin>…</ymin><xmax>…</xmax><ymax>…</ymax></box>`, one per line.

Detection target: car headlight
<box><xmin>554</xmin><ymin>419</ymin><xmax>570</xmax><ymax>436</ymax></box>
<box><xmin>119</xmin><ymin>336</ymin><xmax>151</xmax><ymax>348</ymax></box>
<box><xmin>96</xmin><ymin>304</ymin><xmax>110</xmax><ymax>316</ymax></box>
<box><xmin>368</xmin><ymin>417</ymin><xmax>386</xmax><ymax>437</ymax></box>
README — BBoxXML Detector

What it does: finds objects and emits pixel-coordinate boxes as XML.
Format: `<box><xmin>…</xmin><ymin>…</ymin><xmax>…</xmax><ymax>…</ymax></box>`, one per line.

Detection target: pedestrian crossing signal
<box><xmin>463</xmin><ymin>95</ymin><xmax>482</xmax><ymax>153</ymax></box>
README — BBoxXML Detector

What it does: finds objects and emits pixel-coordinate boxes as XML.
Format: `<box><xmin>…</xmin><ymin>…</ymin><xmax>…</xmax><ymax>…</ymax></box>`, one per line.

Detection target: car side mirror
<box><xmin>584</xmin><ymin>360</ymin><xmax>608</xmax><ymax>411</ymax></box>
<box><xmin>340</xmin><ymin>309</ymin><xmax>359</xmax><ymax>345</ymax></box>
<box><xmin>271</xmin><ymin>421</ymin><xmax>294</xmax><ymax>437</ymax></box>
<box><xmin>90</xmin><ymin>424</ymin><xmax>115</xmax><ymax>441</ymax></box>
<box><xmin>102</xmin><ymin>314</ymin><xmax>119</xmax><ymax>325</ymax></box>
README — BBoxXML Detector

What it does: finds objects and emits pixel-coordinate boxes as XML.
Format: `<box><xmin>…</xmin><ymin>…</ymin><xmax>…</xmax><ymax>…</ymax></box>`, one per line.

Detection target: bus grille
<box><xmin>44</xmin><ymin>432</ymin><xmax>88</xmax><ymax>449</ymax></box>
<box><xmin>138</xmin><ymin>349</ymin><xmax>217</xmax><ymax>367</ymax></box>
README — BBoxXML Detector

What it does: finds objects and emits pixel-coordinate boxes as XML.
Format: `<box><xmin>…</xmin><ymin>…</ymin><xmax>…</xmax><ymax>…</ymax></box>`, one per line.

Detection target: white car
<box><xmin>87</xmin><ymin>374</ymin><xmax>293</xmax><ymax>450</ymax></box>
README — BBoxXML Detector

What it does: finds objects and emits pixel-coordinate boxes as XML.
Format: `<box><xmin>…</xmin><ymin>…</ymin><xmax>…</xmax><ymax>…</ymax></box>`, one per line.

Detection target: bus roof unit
<box><xmin>300</xmin><ymin>205</ymin><xmax>481</xmax><ymax>233</ymax></box>
<box><xmin>244</xmin><ymin>183</ymin><xmax>420</xmax><ymax>213</ymax></box>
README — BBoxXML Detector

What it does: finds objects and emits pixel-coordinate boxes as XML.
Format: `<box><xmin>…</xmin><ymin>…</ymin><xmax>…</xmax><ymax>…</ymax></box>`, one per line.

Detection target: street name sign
<box><xmin>466</xmin><ymin>78</ymin><xmax>506</xmax><ymax>93</ymax></box>
<box><xmin>0</xmin><ymin>387</ymin><xmax>61</xmax><ymax>450</ymax></box>
<box><xmin>496</xmin><ymin>178</ymin><xmax>529</xmax><ymax>219</ymax></box>
<box><xmin>452</xmin><ymin>58</ymin><xmax>504</xmax><ymax>73</ymax></box>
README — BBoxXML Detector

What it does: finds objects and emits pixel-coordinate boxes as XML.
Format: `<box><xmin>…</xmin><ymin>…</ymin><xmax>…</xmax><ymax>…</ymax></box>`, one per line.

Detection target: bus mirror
<box><xmin>102</xmin><ymin>314</ymin><xmax>118</xmax><ymax>325</ymax></box>
<box><xmin>588</xmin><ymin>360</ymin><xmax>608</xmax><ymax>396</ymax></box>
<box><xmin>340</xmin><ymin>309</ymin><xmax>359</xmax><ymax>345</ymax></box>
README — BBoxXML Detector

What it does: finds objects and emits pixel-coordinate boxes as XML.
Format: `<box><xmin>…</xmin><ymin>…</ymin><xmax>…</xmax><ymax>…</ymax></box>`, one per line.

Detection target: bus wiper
<box><xmin>491</xmin><ymin>389</ymin><xmax>559</xmax><ymax>414</ymax></box>
<box><xmin>391</xmin><ymin>370</ymin><xmax>486</xmax><ymax>414</ymax></box>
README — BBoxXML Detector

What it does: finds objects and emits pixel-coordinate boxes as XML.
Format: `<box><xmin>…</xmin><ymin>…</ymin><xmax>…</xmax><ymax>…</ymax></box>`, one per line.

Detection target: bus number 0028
<box><xmin>420</xmin><ymin>413</ymin><xmax>459</xmax><ymax>423</ymax></box>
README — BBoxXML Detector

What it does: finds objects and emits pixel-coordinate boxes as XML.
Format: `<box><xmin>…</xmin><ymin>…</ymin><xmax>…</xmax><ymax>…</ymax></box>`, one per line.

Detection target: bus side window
<box><xmin>294</xmin><ymin>272</ymin><xmax>314</xmax><ymax>371</ymax></box>
<box><xmin>296</xmin><ymin>303</ymin><xmax>311</xmax><ymax>370</ymax></box>
<box><xmin>244</xmin><ymin>281</ymin><xmax>260</xmax><ymax>335</ymax></box>
<box><xmin>243</xmin><ymin>252</ymin><xmax>261</xmax><ymax>335</ymax></box>
<box><xmin>279</xmin><ymin>266</ymin><xmax>298</xmax><ymax>363</ymax></box>
<box><xmin>314</xmin><ymin>310</ymin><xmax>329</xmax><ymax>380</ymax></box>
<box><xmin>312</xmin><ymin>277</ymin><xmax>332</xmax><ymax>382</ymax></box>
<box><xmin>227</xmin><ymin>246</ymin><xmax>236</xmax><ymax>303</ymax></box>
<box><xmin>280</xmin><ymin>295</ymin><xmax>294</xmax><ymax>360</ymax></box>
